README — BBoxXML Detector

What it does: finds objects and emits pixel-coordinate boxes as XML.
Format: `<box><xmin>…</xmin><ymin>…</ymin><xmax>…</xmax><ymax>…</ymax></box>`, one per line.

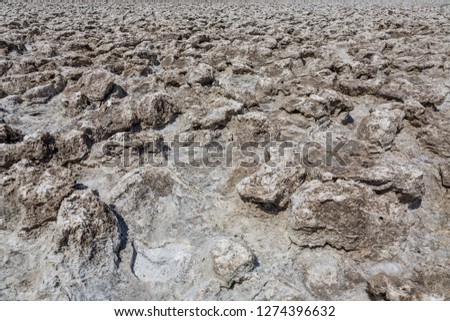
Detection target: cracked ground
<box><xmin>1</xmin><ymin>1</ymin><xmax>450</xmax><ymax>300</ymax></box>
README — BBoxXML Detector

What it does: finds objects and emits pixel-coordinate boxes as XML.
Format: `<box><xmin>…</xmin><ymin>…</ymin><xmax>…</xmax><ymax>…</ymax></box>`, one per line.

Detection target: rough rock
<box><xmin>190</xmin><ymin>97</ymin><xmax>243</xmax><ymax>130</ymax></box>
<box><xmin>418</xmin><ymin>115</ymin><xmax>450</xmax><ymax>158</ymax></box>
<box><xmin>52</xmin><ymin>188</ymin><xmax>121</xmax><ymax>299</ymax></box>
<box><xmin>55</xmin><ymin>189</ymin><xmax>120</xmax><ymax>260</ymax></box>
<box><xmin>281</xmin><ymin>89</ymin><xmax>354</xmax><ymax>122</ymax></box>
<box><xmin>376</xmin><ymin>78</ymin><xmax>446</xmax><ymax>107</ymax></box>
<box><xmin>22</xmin><ymin>76</ymin><xmax>66</xmax><ymax>105</ymax></box>
<box><xmin>0</xmin><ymin>132</ymin><xmax>57</xmax><ymax>169</ymax></box>
<box><xmin>62</xmin><ymin>91</ymin><xmax>94</xmax><ymax>116</ymax></box>
<box><xmin>288</xmin><ymin>180</ymin><xmax>407</xmax><ymax>255</ymax></box>
<box><xmin>357</xmin><ymin>165</ymin><xmax>425</xmax><ymax>203</ymax></box>
<box><xmin>84</xmin><ymin>99</ymin><xmax>139</xmax><ymax>142</ymax></box>
<box><xmin>357</xmin><ymin>103</ymin><xmax>405</xmax><ymax>153</ymax></box>
<box><xmin>210</xmin><ymin>238</ymin><xmax>255</xmax><ymax>287</ymax></box>
<box><xmin>77</xmin><ymin>69</ymin><xmax>115</xmax><ymax>101</ymax></box>
<box><xmin>53</xmin><ymin>130</ymin><xmax>91</xmax><ymax>165</ymax></box>
<box><xmin>136</xmin><ymin>93</ymin><xmax>178</xmax><ymax>129</ymax></box>
<box><xmin>186</xmin><ymin>63</ymin><xmax>215</xmax><ymax>86</ymax></box>
<box><xmin>0</xmin><ymin>161</ymin><xmax>76</xmax><ymax>231</ymax></box>
<box><xmin>366</xmin><ymin>274</ymin><xmax>418</xmax><ymax>301</ymax></box>
<box><xmin>0</xmin><ymin>124</ymin><xmax>24</xmax><ymax>144</ymax></box>
<box><xmin>237</xmin><ymin>164</ymin><xmax>306</xmax><ymax>211</ymax></box>
<box><xmin>439</xmin><ymin>162</ymin><xmax>450</xmax><ymax>188</ymax></box>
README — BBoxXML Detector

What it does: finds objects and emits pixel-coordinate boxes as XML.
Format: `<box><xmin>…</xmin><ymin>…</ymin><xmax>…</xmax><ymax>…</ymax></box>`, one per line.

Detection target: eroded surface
<box><xmin>1</xmin><ymin>1</ymin><xmax>449</xmax><ymax>300</ymax></box>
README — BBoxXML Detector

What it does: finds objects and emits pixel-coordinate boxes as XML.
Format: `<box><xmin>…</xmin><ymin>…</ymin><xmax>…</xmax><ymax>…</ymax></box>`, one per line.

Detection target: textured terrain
<box><xmin>1</xmin><ymin>1</ymin><xmax>450</xmax><ymax>300</ymax></box>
